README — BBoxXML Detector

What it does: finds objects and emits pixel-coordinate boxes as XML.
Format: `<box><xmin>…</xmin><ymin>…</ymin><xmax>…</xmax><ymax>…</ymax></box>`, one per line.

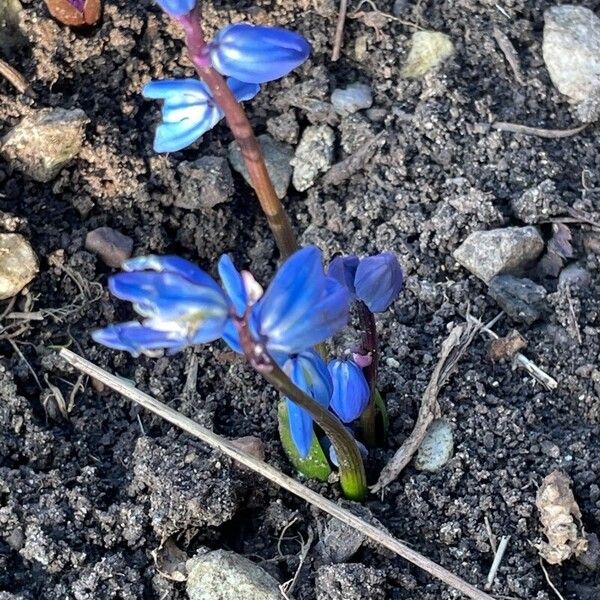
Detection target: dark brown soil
<box><xmin>1</xmin><ymin>0</ymin><xmax>599</xmax><ymax>598</ymax></box>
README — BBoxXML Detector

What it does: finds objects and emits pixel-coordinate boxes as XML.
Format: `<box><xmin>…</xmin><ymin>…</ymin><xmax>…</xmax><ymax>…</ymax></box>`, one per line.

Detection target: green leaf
<box><xmin>373</xmin><ymin>387</ymin><xmax>389</xmax><ymax>442</ymax></box>
<box><xmin>277</xmin><ymin>401</ymin><xmax>331</xmax><ymax>481</ymax></box>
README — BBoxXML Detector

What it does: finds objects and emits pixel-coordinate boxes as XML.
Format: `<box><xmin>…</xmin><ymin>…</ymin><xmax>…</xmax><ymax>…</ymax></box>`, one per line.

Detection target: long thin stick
<box><xmin>492</xmin><ymin>121</ymin><xmax>588</xmax><ymax>139</ymax></box>
<box><xmin>59</xmin><ymin>348</ymin><xmax>493</xmax><ymax>600</ymax></box>
<box><xmin>332</xmin><ymin>0</ymin><xmax>348</xmax><ymax>61</ymax></box>
<box><xmin>485</xmin><ymin>535</ymin><xmax>510</xmax><ymax>590</ymax></box>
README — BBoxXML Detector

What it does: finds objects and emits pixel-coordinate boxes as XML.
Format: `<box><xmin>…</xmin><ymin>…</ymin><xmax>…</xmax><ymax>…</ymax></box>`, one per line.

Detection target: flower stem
<box><xmin>236</xmin><ymin>318</ymin><xmax>367</xmax><ymax>501</ymax></box>
<box><xmin>357</xmin><ymin>300</ymin><xmax>381</xmax><ymax>447</ymax></box>
<box><xmin>178</xmin><ymin>10</ymin><xmax>298</xmax><ymax>259</ymax></box>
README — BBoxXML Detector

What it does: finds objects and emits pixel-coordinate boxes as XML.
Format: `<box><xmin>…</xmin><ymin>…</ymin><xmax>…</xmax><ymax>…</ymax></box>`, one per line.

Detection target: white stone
<box><xmin>331</xmin><ymin>83</ymin><xmax>373</xmax><ymax>115</ymax></box>
<box><xmin>0</xmin><ymin>234</ymin><xmax>38</xmax><ymax>300</ymax></box>
<box><xmin>543</xmin><ymin>6</ymin><xmax>600</xmax><ymax>121</ymax></box>
<box><xmin>415</xmin><ymin>419</ymin><xmax>454</xmax><ymax>472</ymax></box>
<box><xmin>291</xmin><ymin>125</ymin><xmax>335</xmax><ymax>192</ymax></box>
<box><xmin>186</xmin><ymin>549</ymin><xmax>280</xmax><ymax>600</ymax></box>
<box><xmin>453</xmin><ymin>226</ymin><xmax>545</xmax><ymax>284</ymax></box>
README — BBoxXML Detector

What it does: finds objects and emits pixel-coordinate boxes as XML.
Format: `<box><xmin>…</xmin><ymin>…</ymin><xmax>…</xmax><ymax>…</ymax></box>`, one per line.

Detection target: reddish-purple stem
<box><xmin>177</xmin><ymin>9</ymin><xmax>298</xmax><ymax>259</ymax></box>
<box><xmin>357</xmin><ymin>300</ymin><xmax>379</xmax><ymax>446</ymax></box>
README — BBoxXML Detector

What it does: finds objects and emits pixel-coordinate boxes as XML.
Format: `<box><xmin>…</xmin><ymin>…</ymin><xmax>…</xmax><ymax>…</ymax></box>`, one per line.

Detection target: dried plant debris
<box><xmin>151</xmin><ymin>537</ymin><xmax>189</xmax><ymax>582</ymax></box>
<box><xmin>535</xmin><ymin>470</ymin><xmax>588</xmax><ymax>565</ymax></box>
<box><xmin>487</xmin><ymin>330</ymin><xmax>527</xmax><ymax>362</ymax></box>
<box><xmin>538</xmin><ymin>223</ymin><xmax>573</xmax><ymax>278</ymax></box>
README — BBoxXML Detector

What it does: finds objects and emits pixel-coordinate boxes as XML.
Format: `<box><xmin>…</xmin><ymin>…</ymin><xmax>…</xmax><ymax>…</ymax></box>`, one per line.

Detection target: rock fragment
<box><xmin>0</xmin><ymin>233</ymin><xmax>38</xmax><ymax>300</ymax></box>
<box><xmin>229</xmin><ymin>135</ymin><xmax>293</xmax><ymax>200</ymax></box>
<box><xmin>488</xmin><ymin>274</ymin><xmax>547</xmax><ymax>325</ymax></box>
<box><xmin>510</xmin><ymin>179</ymin><xmax>562</xmax><ymax>224</ymax></box>
<box><xmin>558</xmin><ymin>264</ymin><xmax>592</xmax><ymax>291</ymax></box>
<box><xmin>453</xmin><ymin>226</ymin><xmax>544</xmax><ymax>283</ymax></box>
<box><xmin>85</xmin><ymin>227</ymin><xmax>133</xmax><ymax>269</ymax></box>
<box><xmin>0</xmin><ymin>108</ymin><xmax>88</xmax><ymax>182</ymax></box>
<box><xmin>291</xmin><ymin>125</ymin><xmax>335</xmax><ymax>192</ymax></box>
<box><xmin>176</xmin><ymin>156</ymin><xmax>234</xmax><ymax>210</ymax></box>
<box><xmin>316</xmin><ymin>564</ymin><xmax>386</xmax><ymax>600</ymax></box>
<box><xmin>414</xmin><ymin>419</ymin><xmax>454</xmax><ymax>472</ymax></box>
<box><xmin>186</xmin><ymin>549</ymin><xmax>280</xmax><ymax>600</ymax></box>
<box><xmin>266</xmin><ymin>111</ymin><xmax>299</xmax><ymax>145</ymax></box>
<box><xmin>535</xmin><ymin>470</ymin><xmax>588</xmax><ymax>565</ymax></box>
<box><xmin>543</xmin><ymin>5</ymin><xmax>600</xmax><ymax>121</ymax></box>
<box><xmin>331</xmin><ymin>83</ymin><xmax>373</xmax><ymax>115</ymax></box>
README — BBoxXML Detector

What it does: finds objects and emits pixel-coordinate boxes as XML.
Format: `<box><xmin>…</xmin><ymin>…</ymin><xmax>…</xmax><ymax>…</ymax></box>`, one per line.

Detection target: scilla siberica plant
<box><xmin>93</xmin><ymin>0</ymin><xmax>404</xmax><ymax>501</ymax></box>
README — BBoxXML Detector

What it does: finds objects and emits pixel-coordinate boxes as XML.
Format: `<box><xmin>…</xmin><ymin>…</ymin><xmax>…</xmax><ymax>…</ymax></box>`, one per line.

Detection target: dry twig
<box><xmin>492</xmin><ymin>121</ymin><xmax>589</xmax><ymax>139</ymax></box>
<box><xmin>322</xmin><ymin>131</ymin><xmax>386</xmax><ymax>186</ymax></box>
<box><xmin>485</xmin><ymin>535</ymin><xmax>511</xmax><ymax>590</ymax></box>
<box><xmin>539</xmin><ymin>558</ymin><xmax>565</xmax><ymax>600</ymax></box>
<box><xmin>58</xmin><ymin>348</ymin><xmax>494</xmax><ymax>600</ymax></box>
<box><xmin>474</xmin><ymin>316</ymin><xmax>558</xmax><ymax>390</ymax></box>
<box><xmin>280</xmin><ymin>526</ymin><xmax>314</xmax><ymax>599</ymax></box>
<box><xmin>332</xmin><ymin>0</ymin><xmax>349</xmax><ymax>61</ymax></box>
<box><xmin>492</xmin><ymin>27</ymin><xmax>524</xmax><ymax>85</ymax></box>
<box><xmin>371</xmin><ymin>318</ymin><xmax>485</xmax><ymax>493</ymax></box>
<box><xmin>0</xmin><ymin>57</ymin><xmax>34</xmax><ymax>96</ymax></box>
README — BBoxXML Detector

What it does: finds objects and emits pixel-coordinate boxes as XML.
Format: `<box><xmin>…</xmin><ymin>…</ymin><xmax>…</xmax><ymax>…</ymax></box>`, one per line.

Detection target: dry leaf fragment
<box><xmin>487</xmin><ymin>329</ymin><xmax>527</xmax><ymax>362</ymax></box>
<box><xmin>535</xmin><ymin>470</ymin><xmax>588</xmax><ymax>564</ymax></box>
<box><xmin>152</xmin><ymin>537</ymin><xmax>189</xmax><ymax>582</ymax></box>
<box><xmin>538</xmin><ymin>223</ymin><xmax>573</xmax><ymax>278</ymax></box>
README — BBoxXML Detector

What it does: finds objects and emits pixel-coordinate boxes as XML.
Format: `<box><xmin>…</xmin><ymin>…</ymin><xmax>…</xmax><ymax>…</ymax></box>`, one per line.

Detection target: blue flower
<box><xmin>354</xmin><ymin>252</ymin><xmax>403</xmax><ymax>313</ymax></box>
<box><xmin>154</xmin><ymin>0</ymin><xmax>196</xmax><ymax>17</ymax></box>
<box><xmin>283</xmin><ymin>350</ymin><xmax>332</xmax><ymax>457</ymax></box>
<box><xmin>92</xmin><ymin>255</ymin><xmax>230</xmax><ymax>354</ymax></box>
<box><xmin>328</xmin><ymin>358</ymin><xmax>370</xmax><ymax>423</ymax></box>
<box><xmin>209</xmin><ymin>23</ymin><xmax>311</xmax><ymax>84</ymax></box>
<box><xmin>251</xmin><ymin>247</ymin><xmax>350</xmax><ymax>355</ymax></box>
<box><xmin>143</xmin><ymin>77</ymin><xmax>260</xmax><ymax>152</ymax></box>
<box><xmin>328</xmin><ymin>255</ymin><xmax>359</xmax><ymax>297</ymax></box>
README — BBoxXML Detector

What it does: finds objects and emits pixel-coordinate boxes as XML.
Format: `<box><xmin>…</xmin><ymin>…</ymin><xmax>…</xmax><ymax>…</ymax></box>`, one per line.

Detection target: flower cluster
<box><xmin>145</xmin><ymin>0</ymin><xmax>311</xmax><ymax>152</ymax></box>
<box><xmin>93</xmin><ymin>247</ymin><xmax>346</xmax><ymax>359</ymax></box>
<box><xmin>93</xmin><ymin>247</ymin><xmax>403</xmax><ymax>460</ymax></box>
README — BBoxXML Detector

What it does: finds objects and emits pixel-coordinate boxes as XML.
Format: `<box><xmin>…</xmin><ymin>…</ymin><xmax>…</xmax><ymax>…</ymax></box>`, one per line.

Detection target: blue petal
<box><xmin>286</xmin><ymin>350</ymin><xmax>332</xmax><ymax>407</ymax></box>
<box><xmin>355</xmin><ymin>252</ymin><xmax>404</xmax><ymax>313</ymax></box>
<box><xmin>108</xmin><ymin>271</ymin><xmax>228</xmax><ymax>327</ymax></box>
<box><xmin>153</xmin><ymin>110</ymin><xmax>221</xmax><ymax>153</ymax></box>
<box><xmin>328</xmin><ymin>358</ymin><xmax>370</xmax><ymax>423</ymax></box>
<box><xmin>92</xmin><ymin>322</ymin><xmax>188</xmax><ymax>356</ymax></box>
<box><xmin>123</xmin><ymin>255</ymin><xmax>223</xmax><ymax>291</ymax></box>
<box><xmin>328</xmin><ymin>255</ymin><xmax>359</xmax><ymax>296</ymax></box>
<box><xmin>218</xmin><ymin>254</ymin><xmax>247</xmax><ymax>316</ymax></box>
<box><xmin>154</xmin><ymin>0</ymin><xmax>196</xmax><ymax>17</ymax></box>
<box><xmin>227</xmin><ymin>77</ymin><xmax>261</xmax><ymax>102</ymax></box>
<box><xmin>210</xmin><ymin>23</ymin><xmax>311</xmax><ymax>84</ymax></box>
<box><xmin>161</xmin><ymin>101</ymin><xmax>211</xmax><ymax>124</ymax></box>
<box><xmin>279</xmin><ymin>277</ymin><xmax>349</xmax><ymax>354</ymax></box>
<box><xmin>142</xmin><ymin>79</ymin><xmax>210</xmax><ymax>101</ymax></box>
<box><xmin>222</xmin><ymin>318</ymin><xmax>242</xmax><ymax>353</ymax></box>
<box><xmin>286</xmin><ymin>399</ymin><xmax>313</xmax><ymax>458</ymax></box>
<box><xmin>254</xmin><ymin>247</ymin><xmax>349</xmax><ymax>354</ymax></box>
<box><xmin>284</xmin><ymin>350</ymin><xmax>333</xmax><ymax>458</ymax></box>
